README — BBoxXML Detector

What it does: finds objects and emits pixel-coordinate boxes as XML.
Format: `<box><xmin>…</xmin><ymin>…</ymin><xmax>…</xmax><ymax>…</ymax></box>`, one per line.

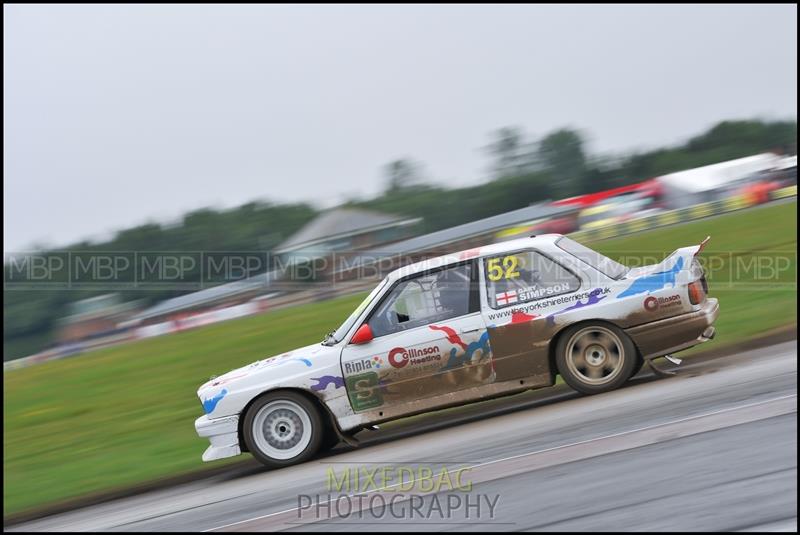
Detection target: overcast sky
<box><xmin>4</xmin><ymin>4</ymin><xmax>797</xmax><ymax>251</ymax></box>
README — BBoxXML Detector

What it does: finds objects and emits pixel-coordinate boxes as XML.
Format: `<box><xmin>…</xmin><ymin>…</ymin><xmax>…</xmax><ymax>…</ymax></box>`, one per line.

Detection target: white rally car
<box><xmin>195</xmin><ymin>234</ymin><xmax>718</xmax><ymax>467</ymax></box>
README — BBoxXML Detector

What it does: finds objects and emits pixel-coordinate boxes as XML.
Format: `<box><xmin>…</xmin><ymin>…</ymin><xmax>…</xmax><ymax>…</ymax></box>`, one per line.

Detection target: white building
<box><xmin>657</xmin><ymin>153</ymin><xmax>785</xmax><ymax>208</ymax></box>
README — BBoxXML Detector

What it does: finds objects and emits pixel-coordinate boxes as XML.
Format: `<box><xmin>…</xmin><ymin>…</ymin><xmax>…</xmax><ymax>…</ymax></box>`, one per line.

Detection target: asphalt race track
<box><xmin>9</xmin><ymin>341</ymin><xmax>798</xmax><ymax>532</ymax></box>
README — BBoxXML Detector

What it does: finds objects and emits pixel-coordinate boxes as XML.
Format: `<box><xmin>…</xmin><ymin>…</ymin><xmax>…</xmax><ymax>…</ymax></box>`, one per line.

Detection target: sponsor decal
<box><xmin>387</xmin><ymin>347</ymin><xmax>408</xmax><ymax>369</ymax></box>
<box><xmin>310</xmin><ymin>375</ymin><xmax>345</xmax><ymax>392</ymax></box>
<box><xmin>516</xmin><ymin>282</ymin><xmax>572</xmax><ymax>301</ymax></box>
<box><xmin>344</xmin><ymin>356</ymin><xmax>382</xmax><ymax>375</ymax></box>
<box><xmin>644</xmin><ymin>294</ymin><xmax>682</xmax><ymax>312</ymax></box>
<box><xmin>495</xmin><ymin>290</ymin><xmax>518</xmax><ymax>306</ymax></box>
<box><xmin>485</xmin><ymin>287</ymin><xmax>612</xmax><ymax>321</ymax></box>
<box><xmin>618</xmin><ymin>257</ymin><xmax>684</xmax><ymax>297</ymax></box>
<box><xmin>202</xmin><ymin>388</ymin><xmax>228</xmax><ymax>415</ymax></box>
<box><xmin>346</xmin><ymin>371</ymin><xmax>383</xmax><ymax>411</ymax></box>
<box><xmin>546</xmin><ymin>287</ymin><xmax>611</xmax><ymax>325</ymax></box>
<box><xmin>388</xmin><ymin>345</ymin><xmax>441</xmax><ymax>369</ymax></box>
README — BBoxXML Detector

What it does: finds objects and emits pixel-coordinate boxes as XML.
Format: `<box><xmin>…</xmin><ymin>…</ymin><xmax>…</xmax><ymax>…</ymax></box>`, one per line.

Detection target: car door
<box><xmin>481</xmin><ymin>248</ymin><xmax>584</xmax><ymax>385</ymax></box>
<box><xmin>341</xmin><ymin>260</ymin><xmax>492</xmax><ymax>414</ymax></box>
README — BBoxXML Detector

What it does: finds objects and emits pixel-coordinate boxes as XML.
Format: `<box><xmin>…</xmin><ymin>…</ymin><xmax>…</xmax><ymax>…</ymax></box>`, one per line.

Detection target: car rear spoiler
<box><xmin>675</xmin><ymin>236</ymin><xmax>711</xmax><ymax>263</ymax></box>
<box><xmin>696</xmin><ymin>236</ymin><xmax>711</xmax><ymax>255</ymax></box>
<box><xmin>621</xmin><ymin>236</ymin><xmax>712</xmax><ymax>281</ymax></box>
<box><xmin>652</xmin><ymin>237</ymin><xmax>712</xmax><ymax>275</ymax></box>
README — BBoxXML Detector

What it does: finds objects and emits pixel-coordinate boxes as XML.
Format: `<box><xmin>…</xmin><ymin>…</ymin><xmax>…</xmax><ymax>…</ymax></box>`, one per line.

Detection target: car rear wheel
<box><xmin>243</xmin><ymin>391</ymin><xmax>323</xmax><ymax>468</ymax></box>
<box><xmin>555</xmin><ymin>322</ymin><xmax>637</xmax><ymax>394</ymax></box>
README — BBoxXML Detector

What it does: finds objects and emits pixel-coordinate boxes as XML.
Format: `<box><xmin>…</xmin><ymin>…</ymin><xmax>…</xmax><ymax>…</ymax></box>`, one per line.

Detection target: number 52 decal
<box><xmin>486</xmin><ymin>256</ymin><xmax>520</xmax><ymax>281</ymax></box>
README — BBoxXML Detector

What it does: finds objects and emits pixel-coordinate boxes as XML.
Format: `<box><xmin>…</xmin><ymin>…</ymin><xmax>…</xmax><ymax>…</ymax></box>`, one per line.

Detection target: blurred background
<box><xmin>3</xmin><ymin>3</ymin><xmax>797</xmax><ymax>520</ymax></box>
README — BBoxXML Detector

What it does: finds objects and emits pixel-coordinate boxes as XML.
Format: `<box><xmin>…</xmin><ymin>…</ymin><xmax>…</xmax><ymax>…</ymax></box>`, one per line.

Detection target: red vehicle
<box><xmin>552</xmin><ymin>179</ymin><xmax>665</xmax><ymax>210</ymax></box>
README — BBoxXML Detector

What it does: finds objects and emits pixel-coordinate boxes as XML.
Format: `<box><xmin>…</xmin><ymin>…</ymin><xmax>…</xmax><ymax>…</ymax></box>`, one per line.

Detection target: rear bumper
<box><xmin>195</xmin><ymin>414</ymin><xmax>241</xmax><ymax>462</ymax></box>
<box><xmin>626</xmin><ymin>298</ymin><xmax>719</xmax><ymax>360</ymax></box>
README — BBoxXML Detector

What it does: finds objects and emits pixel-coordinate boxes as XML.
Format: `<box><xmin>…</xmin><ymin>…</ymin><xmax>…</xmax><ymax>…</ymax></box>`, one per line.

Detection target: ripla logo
<box><xmin>344</xmin><ymin>358</ymin><xmax>374</xmax><ymax>375</ymax></box>
<box><xmin>388</xmin><ymin>347</ymin><xmax>409</xmax><ymax>368</ymax></box>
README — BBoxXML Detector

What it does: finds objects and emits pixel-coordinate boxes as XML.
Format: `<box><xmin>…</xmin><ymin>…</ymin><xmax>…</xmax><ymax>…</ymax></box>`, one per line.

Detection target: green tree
<box><xmin>384</xmin><ymin>159</ymin><xmax>424</xmax><ymax>193</ymax></box>
<box><xmin>485</xmin><ymin>126</ymin><xmax>537</xmax><ymax>179</ymax></box>
<box><xmin>537</xmin><ymin>128</ymin><xmax>588</xmax><ymax>197</ymax></box>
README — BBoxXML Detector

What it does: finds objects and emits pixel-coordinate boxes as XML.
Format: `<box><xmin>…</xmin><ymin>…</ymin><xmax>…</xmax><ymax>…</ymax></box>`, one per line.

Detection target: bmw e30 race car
<box><xmin>195</xmin><ymin>234</ymin><xmax>718</xmax><ymax>468</ymax></box>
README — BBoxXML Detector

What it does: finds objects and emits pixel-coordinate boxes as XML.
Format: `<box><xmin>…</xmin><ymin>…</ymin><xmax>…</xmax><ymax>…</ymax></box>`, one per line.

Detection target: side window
<box><xmin>368</xmin><ymin>263</ymin><xmax>473</xmax><ymax>338</ymax></box>
<box><xmin>485</xmin><ymin>250</ymin><xmax>580</xmax><ymax>309</ymax></box>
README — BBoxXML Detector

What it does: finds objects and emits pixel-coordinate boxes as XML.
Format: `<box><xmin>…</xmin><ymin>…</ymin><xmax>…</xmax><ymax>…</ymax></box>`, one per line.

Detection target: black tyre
<box><xmin>631</xmin><ymin>355</ymin><xmax>645</xmax><ymax>377</ymax></box>
<box><xmin>242</xmin><ymin>391</ymin><xmax>324</xmax><ymax>468</ymax></box>
<box><xmin>320</xmin><ymin>429</ymin><xmax>341</xmax><ymax>452</ymax></box>
<box><xmin>555</xmin><ymin>322</ymin><xmax>638</xmax><ymax>395</ymax></box>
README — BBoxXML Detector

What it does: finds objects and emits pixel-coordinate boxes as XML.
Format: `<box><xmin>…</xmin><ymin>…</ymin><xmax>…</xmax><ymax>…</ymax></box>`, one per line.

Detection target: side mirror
<box><xmin>350</xmin><ymin>324</ymin><xmax>374</xmax><ymax>345</ymax></box>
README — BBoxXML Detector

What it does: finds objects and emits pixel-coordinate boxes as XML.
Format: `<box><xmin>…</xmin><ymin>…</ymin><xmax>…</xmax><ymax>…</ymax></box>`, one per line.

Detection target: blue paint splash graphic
<box><xmin>441</xmin><ymin>330</ymin><xmax>491</xmax><ymax>371</ymax></box>
<box><xmin>547</xmin><ymin>288</ymin><xmax>608</xmax><ymax>326</ymax></box>
<box><xmin>310</xmin><ymin>375</ymin><xmax>345</xmax><ymax>391</ymax></box>
<box><xmin>291</xmin><ymin>358</ymin><xmax>313</xmax><ymax>367</ymax></box>
<box><xmin>202</xmin><ymin>388</ymin><xmax>228</xmax><ymax>415</ymax></box>
<box><xmin>618</xmin><ymin>257</ymin><xmax>684</xmax><ymax>298</ymax></box>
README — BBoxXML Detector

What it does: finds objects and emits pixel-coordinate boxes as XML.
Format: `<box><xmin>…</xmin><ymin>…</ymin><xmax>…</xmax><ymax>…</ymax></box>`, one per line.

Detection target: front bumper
<box><xmin>627</xmin><ymin>298</ymin><xmax>719</xmax><ymax>360</ymax></box>
<box><xmin>195</xmin><ymin>414</ymin><xmax>241</xmax><ymax>462</ymax></box>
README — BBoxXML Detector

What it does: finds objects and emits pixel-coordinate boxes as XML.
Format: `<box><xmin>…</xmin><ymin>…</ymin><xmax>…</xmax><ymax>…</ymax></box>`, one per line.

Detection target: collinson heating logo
<box><xmin>644</xmin><ymin>294</ymin><xmax>682</xmax><ymax>312</ymax></box>
<box><xmin>388</xmin><ymin>346</ymin><xmax>441</xmax><ymax>368</ymax></box>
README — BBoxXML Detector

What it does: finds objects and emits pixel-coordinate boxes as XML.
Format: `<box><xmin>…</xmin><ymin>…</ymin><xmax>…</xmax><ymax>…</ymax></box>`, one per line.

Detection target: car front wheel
<box><xmin>242</xmin><ymin>391</ymin><xmax>324</xmax><ymax>468</ymax></box>
<box><xmin>555</xmin><ymin>322</ymin><xmax>638</xmax><ymax>395</ymax></box>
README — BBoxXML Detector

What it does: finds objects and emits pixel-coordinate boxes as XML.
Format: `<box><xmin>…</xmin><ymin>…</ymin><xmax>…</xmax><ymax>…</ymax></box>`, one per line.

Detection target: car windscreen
<box><xmin>330</xmin><ymin>278</ymin><xmax>388</xmax><ymax>343</ymax></box>
<box><xmin>555</xmin><ymin>236</ymin><xmax>629</xmax><ymax>280</ymax></box>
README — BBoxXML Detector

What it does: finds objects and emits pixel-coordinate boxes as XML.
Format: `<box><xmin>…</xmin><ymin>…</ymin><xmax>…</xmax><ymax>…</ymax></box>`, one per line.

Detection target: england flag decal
<box><xmin>495</xmin><ymin>290</ymin><xmax>518</xmax><ymax>306</ymax></box>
